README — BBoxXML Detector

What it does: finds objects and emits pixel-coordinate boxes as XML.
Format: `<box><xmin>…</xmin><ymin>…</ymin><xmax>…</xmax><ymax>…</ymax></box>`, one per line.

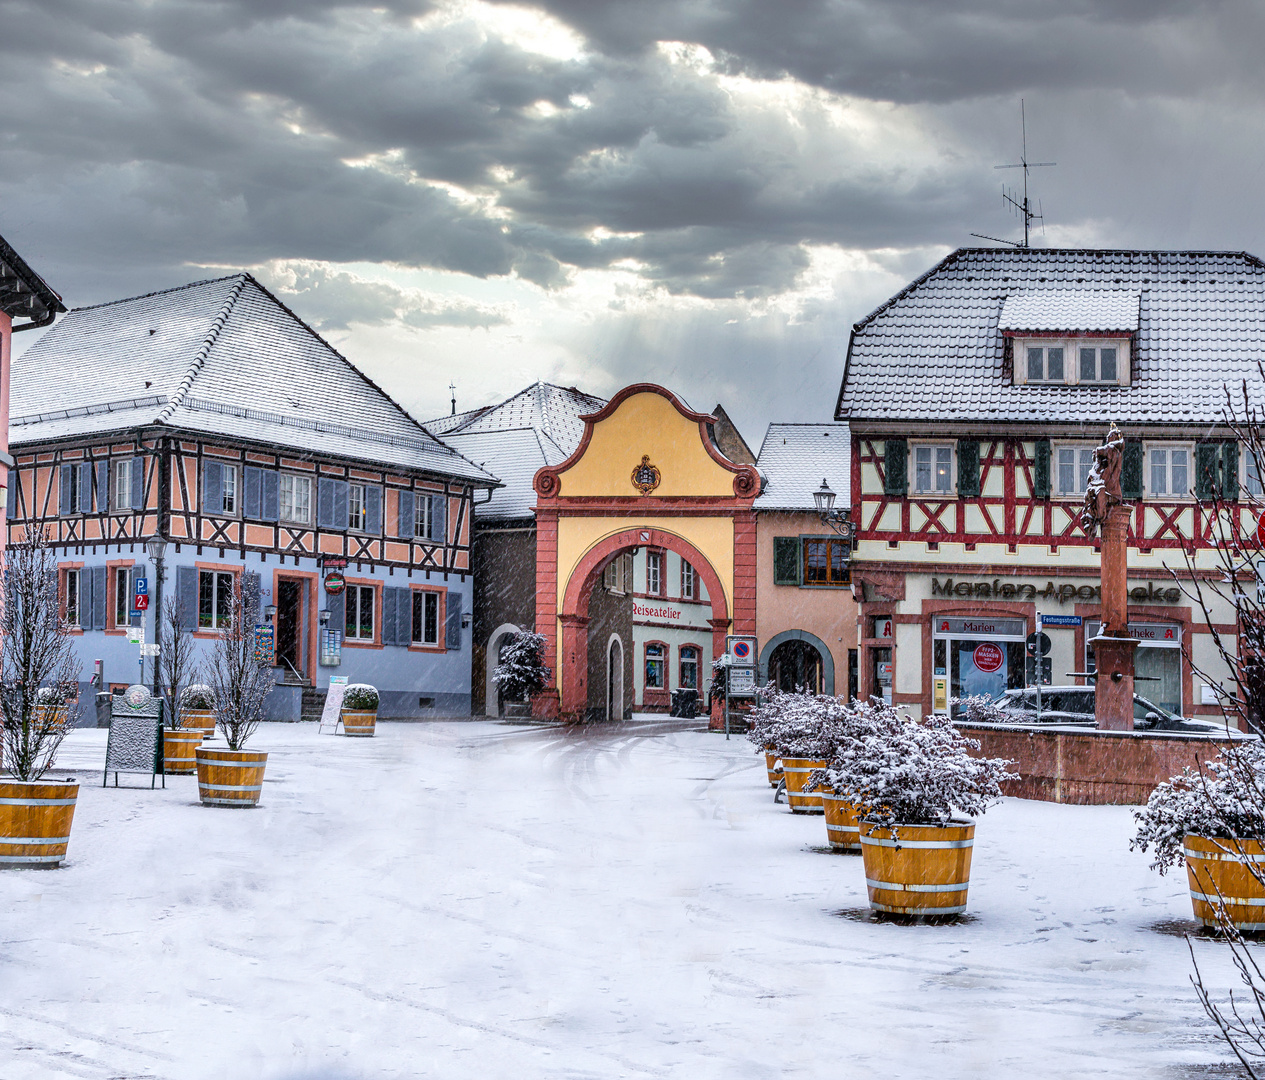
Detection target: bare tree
<box><xmin>205</xmin><ymin>576</ymin><xmax>272</xmax><ymax>751</ymax></box>
<box><xmin>0</xmin><ymin>527</ymin><xmax>82</xmax><ymax>781</ymax></box>
<box><xmin>157</xmin><ymin>598</ymin><xmax>198</xmax><ymax>730</ymax></box>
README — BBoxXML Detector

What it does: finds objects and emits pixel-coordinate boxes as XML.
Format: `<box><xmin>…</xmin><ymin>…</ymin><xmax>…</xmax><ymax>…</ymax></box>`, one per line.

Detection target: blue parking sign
<box><xmin>134</xmin><ymin>577</ymin><xmax>148</xmax><ymax>596</ymax></box>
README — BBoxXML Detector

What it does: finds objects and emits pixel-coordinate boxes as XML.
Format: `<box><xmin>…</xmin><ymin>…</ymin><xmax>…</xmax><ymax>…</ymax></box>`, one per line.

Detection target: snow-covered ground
<box><xmin>0</xmin><ymin>720</ymin><xmax>1241</xmax><ymax>1079</ymax></box>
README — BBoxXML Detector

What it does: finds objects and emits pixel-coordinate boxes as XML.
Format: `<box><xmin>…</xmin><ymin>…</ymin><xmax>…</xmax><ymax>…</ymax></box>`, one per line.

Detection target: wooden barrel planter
<box><xmin>820</xmin><ymin>792</ymin><xmax>863</xmax><ymax>852</ymax></box>
<box><xmin>0</xmin><ymin>781</ymin><xmax>79</xmax><ymax>868</ymax></box>
<box><xmin>195</xmin><ymin>748</ymin><xmax>268</xmax><ymax>808</ymax></box>
<box><xmin>163</xmin><ymin>729</ymin><xmax>202</xmax><ymax>774</ymax></box>
<box><xmin>764</xmin><ymin>750</ymin><xmax>782</xmax><ymax>788</ymax></box>
<box><xmin>781</xmin><ymin>758</ymin><xmax>827</xmax><ymax>814</ymax></box>
<box><xmin>182</xmin><ymin>709</ymin><xmax>216</xmax><ymax>740</ymax></box>
<box><xmin>1184</xmin><ymin>834</ymin><xmax>1265</xmax><ymax>930</ymax></box>
<box><xmin>860</xmin><ymin>820</ymin><xmax>975</xmax><ymax>917</ymax></box>
<box><xmin>341</xmin><ymin>710</ymin><xmax>377</xmax><ymax>737</ymax></box>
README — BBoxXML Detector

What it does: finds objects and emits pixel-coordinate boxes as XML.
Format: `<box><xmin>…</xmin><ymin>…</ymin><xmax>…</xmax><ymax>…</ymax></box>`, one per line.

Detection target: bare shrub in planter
<box><xmin>205</xmin><ymin>577</ymin><xmax>272</xmax><ymax>751</ymax></box>
<box><xmin>158</xmin><ymin>598</ymin><xmax>199</xmax><ymax>730</ymax></box>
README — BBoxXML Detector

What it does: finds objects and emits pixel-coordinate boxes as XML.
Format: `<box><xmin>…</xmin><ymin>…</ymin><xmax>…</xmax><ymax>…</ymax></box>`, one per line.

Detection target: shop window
<box><xmin>1148</xmin><ymin>446</ymin><xmax>1191</xmax><ymax>498</ymax></box>
<box><xmin>345</xmin><ymin>584</ymin><xmax>375</xmax><ymax>642</ymax></box>
<box><xmin>803</xmin><ymin>538</ymin><xmax>850</xmax><ymax>586</ymax></box>
<box><xmin>645</xmin><ymin>643</ymin><xmax>665</xmax><ymax>689</ymax></box>
<box><xmin>65</xmin><ymin>569</ymin><xmax>81</xmax><ymax>628</ymax></box>
<box><xmin>280</xmin><ymin>474</ymin><xmax>311</xmax><ymax>524</ymax></box>
<box><xmin>680</xmin><ymin>646</ymin><xmax>700</xmax><ymax>690</ymax></box>
<box><xmin>412</xmin><ymin>590</ymin><xmax>440</xmax><ymax>645</ymax></box>
<box><xmin>913</xmin><ymin>445</ymin><xmax>953</xmax><ymax>495</ymax></box>
<box><xmin>680</xmin><ymin>559</ymin><xmax>697</xmax><ymax>600</ymax></box>
<box><xmin>647</xmin><ymin>552</ymin><xmax>662</xmax><ymax>596</ymax></box>
<box><xmin>198</xmin><ymin>569</ymin><xmax>235</xmax><ymax>630</ymax></box>
<box><xmin>1056</xmin><ymin>446</ymin><xmax>1094</xmax><ymax>496</ymax></box>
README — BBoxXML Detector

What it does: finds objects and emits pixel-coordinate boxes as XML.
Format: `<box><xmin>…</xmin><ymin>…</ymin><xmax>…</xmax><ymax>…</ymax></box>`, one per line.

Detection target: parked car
<box><xmin>986</xmin><ymin>686</ymin><xmax>1221</xmax><ymax>732</ymax></box>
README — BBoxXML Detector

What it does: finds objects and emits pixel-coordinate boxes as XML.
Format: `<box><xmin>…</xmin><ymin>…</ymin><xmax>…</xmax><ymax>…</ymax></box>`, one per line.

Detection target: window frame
<box><xmin>64</xmin><ymin>568</ymin><xmax>82</xmax><ymax>628</ymax></box>
<box><xmin>411</xmin><ymin>588</ymin><xmax>442</xmax><ymax>647</ymax></box>
<box><xmin>1247</xmin><ymin>449</ymin><xmax>1264</xmax><ymax>498</ymax></box>
<box><xmin>680</xmin><ymin>558</ymin><xmax>697</xmax><ymax>601</ymax></box>
<box><xmin>1011</xmin><ymin>335</ymin><xmax>1131</xmax><ymax>387</ymax></box>
<box><xmin>112</xmin><ymin>565</ymin><xmax>133</xmax><ymax>629</ymax></box>
<box><xmin>197</xmin><ymin>568</ymin><xmax>237</xmax><ymax>631</ymax></box>
<box><xmin>801</xmin><ymin>536</ymin><xmax>851</xmax><ymax>587</ymax></box>
<box><xmin>911</xmin><ymin>443</ymin><xmax>955</xmax><ymax>496</ymax></box>
<box><xmin>413</xmin><ymin>494</ymin><xmax>431</xmax><ymax>539</ymax></box>
<box><xmin>646</xmin><ymin>550</ymin><xmax>663</xmax><ymax>597</ymax></box>
<box><xmin>347</xmin><ymin>483</ymin><xmax>367</xmax><ymax>532</ymax></box>
<box><xmin>1145</xmin><ymin>441</ymin><xmax>1195</xmax><ymax>500</ymax></box>
<box><xmin>644</xmin><ymin>641</ymin><xmax>666</xmax><ymax>690</ymax></box>
<box><xmin>1053</xmin><ymin>443</ymin><xmax>1096</xmax><ymax>498</ymax></box>
<box><xmin>344</xmin><ymin>581</ymin><xmax>377</xmax><ymax>643</ymax></box>
<box><xmin>1024</xmin><ymin>341</ymin><xmax>1067</xmax><ymax>385</ymax></box>
<box><xmin>220</xmin><ymin>465</ymin><xmax>238</xmax><ymax>516</ymax></box>
<box><xmin>679</xmin><ymin>644</ymin><xmax>701</xmax><ymax>691</ymax></box>
<box><xmin>1078</xmin><ymin>343</ymin><xmax>1121</xmax><ymax>384</ymax></box>
<box><xmin>279</xmin><ymin>472</ymin><xmax>312</xmax><ymax>525</ymax></box>
<box><xmin>111</xmin><ymin>459</ymin><xmax>131</xmax><ymax>513</ymax></box>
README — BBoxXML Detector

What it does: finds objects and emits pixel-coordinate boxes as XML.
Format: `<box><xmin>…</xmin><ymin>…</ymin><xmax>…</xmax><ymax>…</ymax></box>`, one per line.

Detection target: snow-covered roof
<box><xmin>998</xmin><ymin>289</ymin><xmax>1140</xmax><ymax>333</ymax></box>
<box><xmin>10</xmin><ymin>275</ymin><xmax>497</xmax><ymax>485</ymax></box>
<box><xmin>836</xmin><ymin>247</ymin><xmax>1265</xmax><ymax>426</ymax></box>
<box><xmin>754</xmin><ymin>423</ymin><xmax>851</xmax><ymax>511</ymax></box>
<box><xmin>426</xmin><ymin>382</ymin><xmax>606</xmax><ymax>520</ymax></box>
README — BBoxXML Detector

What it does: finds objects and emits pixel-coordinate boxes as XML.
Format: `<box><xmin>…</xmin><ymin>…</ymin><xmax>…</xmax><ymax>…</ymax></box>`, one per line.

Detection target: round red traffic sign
<box><xmin>972</xmin><ymin>642</ymin><xmax>1004</xmax><ymax>673</ymax></box>
<box><xmin>1257</xmin><ymin>513</ymin><xmax>1265</xmax><ymax>550</ymax></box>
<box><xmin>733</xmin><ymin>641</ymin><xmax>751</xmax><ymax>660</ymax></box>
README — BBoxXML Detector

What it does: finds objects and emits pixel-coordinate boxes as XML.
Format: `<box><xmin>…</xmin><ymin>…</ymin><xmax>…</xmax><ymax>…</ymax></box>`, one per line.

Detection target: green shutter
<box><xmin>883</xmin><ymin>439</ymin><xmax>908</xmax><ymax>496</ymax></box>
<box><xmin>1195</xmin><ymin>443</ymin><xmax>1220</xmax><ymax>502</ymax></box>
<box><xmin>1222</xmin><ymin>441</ymin><xmax>1240</xmax><ymax>501</ymax></box>
<box><xmin>1033</xmin><ymin>439</ymin><xmax>1051</xmax><ymax>499</ymax></box>
<box><xmin>773</xmin><ymin>537</ymin><xmax>800</xmax><ymax>585</ymax></box>
<box><xmin>1121</xmin><ymin>441</ymin><xmax>1143</xmax><ymax>501</ymax></box>
<box><xmin>956</xmin><ymin>439</ymin><xmax>980</xmax><ymax>497</ymax></box>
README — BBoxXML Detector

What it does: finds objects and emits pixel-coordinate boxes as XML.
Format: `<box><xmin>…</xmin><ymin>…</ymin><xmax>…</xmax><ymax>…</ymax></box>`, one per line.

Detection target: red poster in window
<box><xmin>972</xmin><ymin>642</ymin><xmax>1003</xmax><ymax>673</ymax></box>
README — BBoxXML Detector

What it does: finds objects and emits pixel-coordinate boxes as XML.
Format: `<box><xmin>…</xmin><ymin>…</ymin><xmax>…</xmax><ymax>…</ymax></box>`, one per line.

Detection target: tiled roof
<box><xmin>998</xmin><ymin>289</ymin><xmax>1140</xmax><ymax>333</ymax></box>
<box><xmin>753</xmin><ymin>423</ymin><xmax>851</xmax><ymax>511</ymax></box>
<box><xmin>425</xmin><ymin>382</ymin><xmax>606</xmax><ymax>519</ymax></box>
<box><xmin>10</xmin><ymin>275</ymin><xmax>498</xmax><ymax>485</ymax></box>
<box><xmin>836</xmin><ymin>248</ymin><xmax>1265</xmax><ymax>426</ymax></box>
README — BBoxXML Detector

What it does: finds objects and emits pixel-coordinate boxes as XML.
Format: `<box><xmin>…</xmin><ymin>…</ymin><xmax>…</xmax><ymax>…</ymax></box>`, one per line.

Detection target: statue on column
<box><xmin>1080</xmin><ymin>422</ymin><xmax>1124</xmax><ymax>538</ymax></box>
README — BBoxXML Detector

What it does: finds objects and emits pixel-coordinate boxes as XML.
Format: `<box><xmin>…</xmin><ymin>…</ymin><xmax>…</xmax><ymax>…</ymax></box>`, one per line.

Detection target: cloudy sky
<box><xmin>3</xmin><ymin>0</ymin><xmax>1264</xmax><ymax>441</ymax></box>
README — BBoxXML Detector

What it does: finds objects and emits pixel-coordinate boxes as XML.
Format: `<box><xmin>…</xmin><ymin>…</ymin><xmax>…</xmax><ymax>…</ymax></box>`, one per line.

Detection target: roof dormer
<box><xmin>1000</xmin><ymin>289</ymin><xmax>1139</xmax><ymax>388</ymax></box>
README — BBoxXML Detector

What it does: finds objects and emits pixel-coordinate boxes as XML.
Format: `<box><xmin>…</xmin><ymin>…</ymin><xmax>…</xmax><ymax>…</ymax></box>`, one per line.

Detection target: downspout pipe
<box><xmin>11</xmin><ymin>308</ymin><xmax>57</xmax><ymax>333</ymax></box>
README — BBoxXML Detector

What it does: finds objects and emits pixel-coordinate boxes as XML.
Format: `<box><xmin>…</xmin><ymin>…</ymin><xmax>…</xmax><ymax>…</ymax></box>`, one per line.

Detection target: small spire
<box><xmin>449</xmin><ymin>381</ymin><xmax>456</xmax><ymax>416</ymax></box>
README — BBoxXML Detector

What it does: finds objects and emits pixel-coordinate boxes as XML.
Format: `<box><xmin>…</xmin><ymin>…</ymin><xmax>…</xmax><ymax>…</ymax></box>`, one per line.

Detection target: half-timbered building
<box><xmin>836</xmin><ymin>248</ymin><xmax>1261</xmax><ymax>720</ymax></box>
<box><xmin>7</xmin><ymin>274</ymin><xmax>498</xmax><ymax>720</ymax></box>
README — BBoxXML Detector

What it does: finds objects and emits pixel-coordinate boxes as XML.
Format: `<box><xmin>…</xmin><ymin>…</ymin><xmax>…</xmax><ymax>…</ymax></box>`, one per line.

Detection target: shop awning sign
<box><xmin>933</xmin><ymin>617</ymin><xmax>1026</xmax><ymax>640</ymax></box>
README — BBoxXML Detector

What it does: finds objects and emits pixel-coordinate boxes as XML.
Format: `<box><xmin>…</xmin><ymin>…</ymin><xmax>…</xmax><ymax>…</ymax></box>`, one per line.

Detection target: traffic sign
<box><xmin>1025</xmin><ymin>631</ymin><xmax>1051</xmax><ymax>657</ymax></box>
<box><xmin>134</xmin><ymin>594</ymin><xmax>149</xmax><ymax>611</ymax></box>
<box><xmin>134</xmin><ymin>577</ymin><xmax>148</xmax><ymax>596</ymax></box>
<box><xmin>1257</xmin><ymin>514</ymin><xmax>1265</xmax><ymax>550</ymax></box>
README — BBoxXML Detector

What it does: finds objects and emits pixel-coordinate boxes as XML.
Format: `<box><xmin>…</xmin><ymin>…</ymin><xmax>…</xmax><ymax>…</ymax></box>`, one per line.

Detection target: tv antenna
<box><xmin>971</xmin><ymin>99</ymin><xmax>1055</xmax><ymax>248</ymax></box>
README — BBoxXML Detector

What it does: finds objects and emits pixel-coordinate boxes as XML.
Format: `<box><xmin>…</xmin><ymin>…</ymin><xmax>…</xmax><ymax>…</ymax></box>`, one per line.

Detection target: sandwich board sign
<box><xmin>319</xmin><ymin>676</ymin><xmax>349</xmax><ymax>734</ymax></box>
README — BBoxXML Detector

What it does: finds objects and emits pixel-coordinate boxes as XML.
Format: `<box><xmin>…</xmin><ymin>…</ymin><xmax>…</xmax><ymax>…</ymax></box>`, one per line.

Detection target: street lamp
<box><xmin>146</xmin><ymin>535</ymin><xmax>167</xmax><ymax>696</ymax></box>
<box><xmin>812</xmin><ymin>479</ymin><xmax>853</xmax><ymax>539</ymax></box>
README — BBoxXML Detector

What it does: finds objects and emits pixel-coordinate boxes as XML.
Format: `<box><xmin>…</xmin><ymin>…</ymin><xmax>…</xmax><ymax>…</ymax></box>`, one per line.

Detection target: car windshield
<box><xmin>1134</xmin><ymin>695</ymin><xmax>1179</xmax><ymax>722</ymax></box>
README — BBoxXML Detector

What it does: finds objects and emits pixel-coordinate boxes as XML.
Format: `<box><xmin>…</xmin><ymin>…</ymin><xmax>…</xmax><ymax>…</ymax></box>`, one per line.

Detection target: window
<box><xmin>603</xmin><ymin>554</ymin><xmax>628</xmax><ymax>594</ymax></box>
<box><xmin>645</xmin><ymin>644</ymin><xmax>665</xmax><ymax>689</ymax></box>
<box><xmin>348</xmin><ymin>484</ymin><xmax>367</xmax><ymax>531</ymax></box>
<box><xmin>913</xmin><ymin>445</ymin><xmax>953</xmax><ymax>494</ymax></box>
<box><xmin>67</xmin><ymin>466</ymin><xmax>84</xmax><ymax>515</ymax></box>
<box><xmin>111</xmin><ymin>460</ymin><xmax>131</xmax><ymax>512</ymax></box>
<box><xmin>345</xmin><ymin>583</ymin><xmax>375</xmax><ymax>641</ymax></box>
<box><xmin>198</xmin><ymin>570</ymin><xmax>234</xmax><ymax>630</ymax></box>
<box><xmin>647</xmin><ymin>552</ymin><xmax>662</xmax><ymax>596</ymax></box>
<box><xmin>1056</xmin><ymin>447</ymin><xmax>1094</xmax><ymax>496</ymax></box>
<box><xmin>412</xmin><ymin>590</ymin><xmax>440</xmax><ymax>645</ymax></box>
<box><xmin>680</xmin><ymin>646</ymin><xmax>699</xmax><ymax>690</ymax></box>
<box><xmin>1249</xmin><ymin>452</ymin><xmax>1264</xmax><ymax>497</ymax></box>
<box><xmin>1149</xmin><ymin>446</ymin><xmax>1191</xmax><ymax>498</ymax></box>
<box><xmin>680</xmin><ymin>559</ymin><xmax>697</xmax><ymax>600</ymax></box>
<box><xmin>114</xmin><ymin>567</ymin><xmax>132</xmax><ymax>627</ymax></box>
<box><xmin>280</xmin><ymin>474</ymin><xmax>311</xmax><ymax>524</ymax></box>
<box><xmin>221</xmin><ymin>466</ymin><xmax>237</xmax><ymax>515</ymax></box>
<box><xmin>65</xmin><ymin>569</ymin><xmax>81</xmax><ymax>627</ymax></box>
<box><xmin>803</xmin><ymin>538</ymin><xmax>851</xmax><ymax>586</ymax></box>
<box><xmin>1079</xmin><ymin>345</ymin><xmax>1118</xmax><ymax>383</ymax></box>
<box><xmin>1026</xmin><ymin>345</ymin><xmax>1064</xmax><ymax>383</ymax></box>
<box><xmin>414</xmin><ymin>495</ymin><xmax>431</xmax><ymax>539</ymax></box>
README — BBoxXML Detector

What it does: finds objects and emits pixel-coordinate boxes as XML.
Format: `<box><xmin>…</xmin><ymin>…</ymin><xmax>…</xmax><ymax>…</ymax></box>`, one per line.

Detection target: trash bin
<box><xmin>95</xmin><ymin>692</ymin><xmax>113</xmax><ymax>728</ymax></box>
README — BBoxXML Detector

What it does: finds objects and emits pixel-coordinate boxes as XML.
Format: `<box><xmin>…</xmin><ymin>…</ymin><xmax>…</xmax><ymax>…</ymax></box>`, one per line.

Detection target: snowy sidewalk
<box><xmin>0</xmin><ymin>721</ymin><xmax>1237</xmax><ymax>1079</ymax></box>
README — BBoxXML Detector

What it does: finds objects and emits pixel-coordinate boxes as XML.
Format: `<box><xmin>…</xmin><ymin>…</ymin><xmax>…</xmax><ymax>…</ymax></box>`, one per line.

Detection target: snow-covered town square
<box><xmin>0</xmin><ymin>719</ymin><xmax>1241</xmax><ymax>1080</ymax></box>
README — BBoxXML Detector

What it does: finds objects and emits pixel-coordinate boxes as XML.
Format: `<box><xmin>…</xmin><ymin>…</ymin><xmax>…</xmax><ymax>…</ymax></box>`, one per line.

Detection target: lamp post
<box><xmin>812</xmin><ymin>479</ymin><xmax>854</xmax><ymax>540</ymax></box>
<box><xmin>146</xmin><ymin>535</ymin><xmax>167</xmax><ymax>696</ymax></box>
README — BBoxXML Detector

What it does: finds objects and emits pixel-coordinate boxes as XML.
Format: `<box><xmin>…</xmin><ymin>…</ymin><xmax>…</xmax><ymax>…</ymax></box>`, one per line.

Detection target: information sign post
<box><xmin>724</xmin><ymin>635</ymin><xmax>759</xmax><ymax>740</ymax></box>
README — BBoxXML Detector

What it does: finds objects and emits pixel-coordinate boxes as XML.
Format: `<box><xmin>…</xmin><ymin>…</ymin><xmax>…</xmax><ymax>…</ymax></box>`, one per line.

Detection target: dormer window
<box><xmin>1012</xmin><ymin>336</ymin><xmax>1130</xmax><ymax>386</ymax></box>
<box><xmin>1026</xmin><ymin>345</ymin><xmax>1064</xmax><ymax>383</ymax></box>
<box><xmin>1000</xmin><ymin>289</ymin><xmax>1139</xmax><ymax>389</ymax></box>
<box><xmin>1079</xmin><ymin>345</ymin><xmax>1117</xmax><ymax>383</ymax></box>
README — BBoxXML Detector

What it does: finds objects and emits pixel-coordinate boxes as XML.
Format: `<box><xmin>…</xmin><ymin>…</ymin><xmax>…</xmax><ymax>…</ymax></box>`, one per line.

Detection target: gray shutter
<box><xmin>366</xmin><ymin>486</ymin><xmax>382</xmax><ymax>535</ymax></box>
<box><xmin>176</xmin><ymin>566</ymin><xmax>198</xmax><ymax>630</ymax></box>
<box><xmin>243</xmin><ymin>571</ymin><xmax>261</xmax><ymax>624</ymax></box>
<box><xmin>430</xmin><ymin>494</ymin><xmax>446</xmax><ymax>542</ymax></box>
<box><xmin>262</xmin><ymin>470</ymin><xmax>280</xmax><ymax>522</ymax></box>
<box><xmin>78</xmin><ymin>462</ymin><xmax>92</xmax><ymax>513</ymax></box>
<box><xmin>91</xmin><ymin>566</ymin><xmax>107</xmax><ymax>630</ymax></box>
<box><xmin>883</xmin><ymin>439</ymin><xmax>908</xmax><ymax>496</ymax></box>
<box><xmin>96</xmin><ymin>461</ymin><xmax>109</xmax><ymax>513</ymax></box>
<box><xmin>130</xmin><ymin>456</ymin><xmax>144</xmax><ymax>510</ymax></box>
<box><xmin>1222</xmin><ymin>442</ymin><xmax>1240</xmax><ymax>502</ymax></box>
<box><xmin>327</xmin><ymin>587</ymin><xmax>345</xmax><ymax>635</ymax></box>
<box><xmin>1195</xmin><ymin>443</ymin><xmax>1220</xmax><ymax>502</ymax></box>
<box><xmin>1121</xmin><ymin>441</ymin><xmax>1144</xmax><ymax>501</ymax></box>
<box><xmin>204</xmin><ymin>461</ymin><xmax>223</xmax><ymax>513</ymax></box>
<box><xmin>318</xmin><ymin>478</ymin><xmax>336</xmax><ymax>528</ymax></box>
<box><xmin>60</xmin><ymin>464</ymin><xmax>72</xmax><ymax>516</ymax></box>
<box><xmin>398</xmin><ymin>589</ymin><xmax>412</xmax><ymax>645</ymax></box>
<box><xmin>382</xmin><ymin>588</ymin><xmax>398</xmax><ymax>646</ymax></box>
<box><xmin>398</xmin><ymin>490</ymin><xmax>415</xmax><ymax>538</ymax></box>
<box><xmin>1033</xmin><ymin>439</ymin><xmax>1051</xmax><ymax>499</ymax></box>
<box><xmin>243</xmin><ymin>466</ymin><xmax>263</xmax><ymax>519</ymax></box>
<box><xmin>333</xmin><ymin>481</ymin><xmax>349</xmax><ymax>529</ymax></box>
<box><xmin>445</xmin><ymin>593</ymin><xmax>462</xmax><ymax>650</ymax></box>
<box><xmin>773</xmin><ymin>537</ymin><xmax>800</xmax><ymax>585</ymax></box>
<box><xmin>956</xmin><ymin>440</ymin><xmax>980</xmax><ymax>497</ymax></box>
<box><xmin>6</xmin><ymin>474</ymin><xmax>16</xmax><ymax>519</ymax></box>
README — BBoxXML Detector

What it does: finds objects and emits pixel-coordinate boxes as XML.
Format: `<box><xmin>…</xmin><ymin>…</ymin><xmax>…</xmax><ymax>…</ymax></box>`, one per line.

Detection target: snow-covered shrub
<box><xmin>1131</xmin><ymin>742</ymin><xmax>1265</xmax><ymax>874</ymax></box>
<box><xmin>343</xmin><ymin>684</ymin><xmax>379</xmax><ymax>711</ymax></box>
<box><xmin>180</xmin><ymin>684</ymin><xmax>213</xmax><ymax>710</ymax></box>
<box><xmin>492</xmin><ymin>632</ymin><xmax>551</xmax><ymax>702</ymax></box>
<box><xmin>34</xmin><ymin>685</ymin><xmax>64</xmax><ymax>705</ymax></box>
<box><xmin>822</xmin><ymin>704</ymin><xmax>1015</xmax><ymax>827</ymax></box>
<box><xmin>951</xmin><ymin>695</ymin><xmax>1014</xmax><ymax>724</ymax></box>
<box><xmin>745</xmin><ymin>688</ymin><xmax>856</xmax><ymax>759</ymax></box>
